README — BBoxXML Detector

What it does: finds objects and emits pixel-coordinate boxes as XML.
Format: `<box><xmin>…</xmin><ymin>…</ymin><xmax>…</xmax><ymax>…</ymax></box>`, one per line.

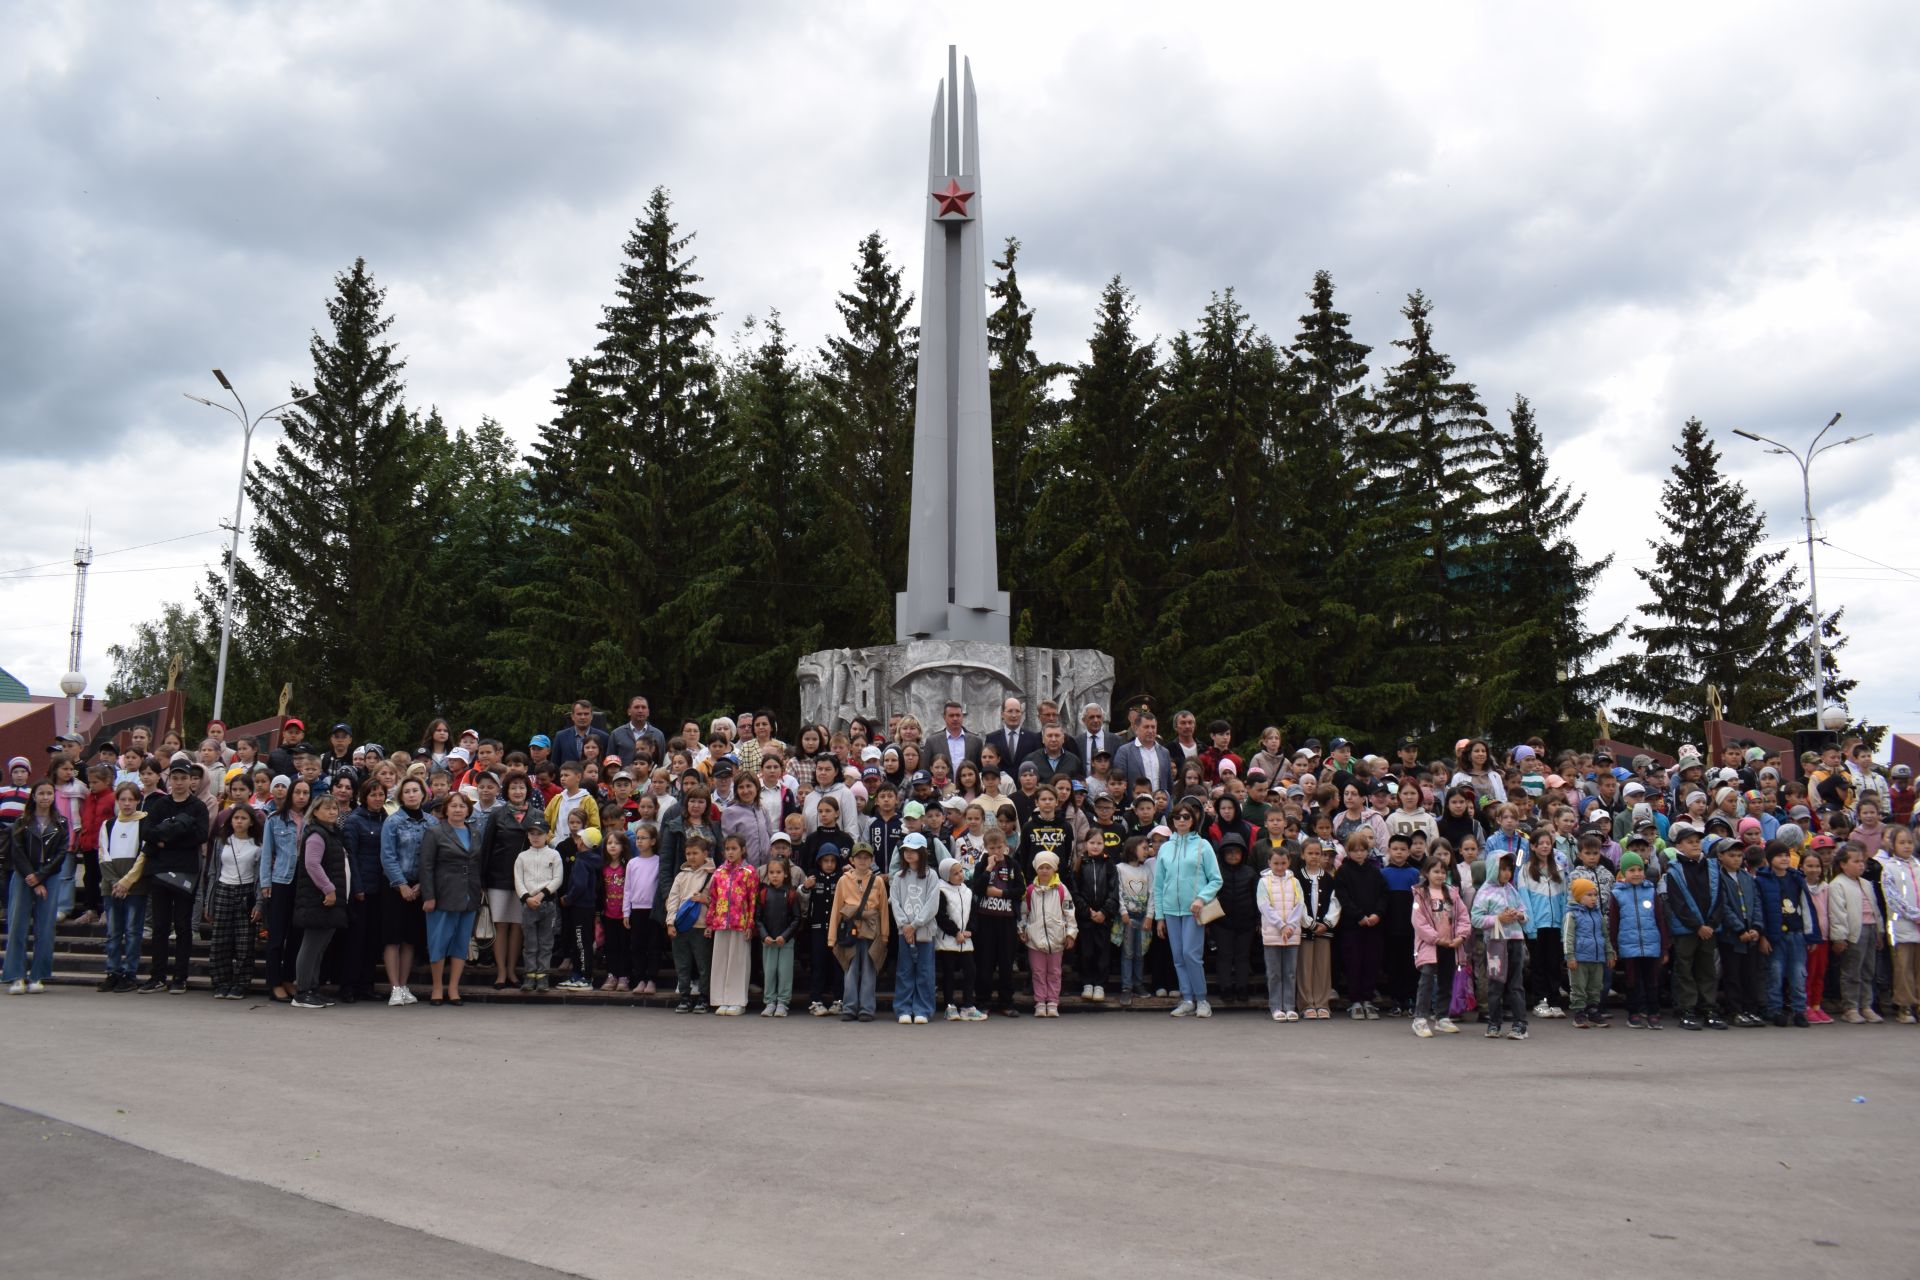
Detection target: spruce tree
<box><xmin>1144</xmin><ymin>291</ymin><xmax>1304</xmax><ymax>724</ymax></box>
<box><xmin>1482</xmin><ymin>395</ymin><xmax>1621</xmax><ymax>743</ymax></box>
<box><xmin>1365</xmin><ymin>290</ymin><xmax>1514</xmax><ymax>739</ymax></box>
<box><xmin>1612</xmin><ymin>416</ymin><xmax>1847</xmax><ymax>746</ymax></box>
<box><xmin>816</xmin><ymin>232</ymin><xmax>917</xmax><ymax>625</ymax></box>
<box><xmin>1024</xmin><ymin>277</ymin><xmax>1164</xmax><ymax>689</ymax></box>
<box><xmin>986</xmin><ymin>237</ymin><xmax>1065</xmax><ymax>631</ymax></box>
<box><xmin>221</xmin><ymin>257</ymin><xmax>442</xmax><ymax>743</ymax></box>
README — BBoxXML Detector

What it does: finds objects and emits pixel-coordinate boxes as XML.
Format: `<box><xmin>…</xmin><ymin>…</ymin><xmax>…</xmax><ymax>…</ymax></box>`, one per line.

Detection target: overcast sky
<box><xmin>3</xmin><ymin>2</ymin><xmax>1916</xmax><ymax>745</ymax></box>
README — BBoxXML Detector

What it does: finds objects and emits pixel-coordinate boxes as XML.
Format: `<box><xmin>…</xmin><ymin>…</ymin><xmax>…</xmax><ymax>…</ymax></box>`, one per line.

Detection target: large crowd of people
<box><xmin>4</xmin><ymin>692</ymin><xmax>1917</xmax><ymax>1037</ymax></box>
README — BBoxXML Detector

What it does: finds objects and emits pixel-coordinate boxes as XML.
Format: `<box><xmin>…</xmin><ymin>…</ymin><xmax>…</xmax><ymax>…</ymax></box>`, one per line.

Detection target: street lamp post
<box><xmin>1731</xmin><ymin>413</ymin><xmax>1872</xmax><ymax>729</ymax></box>
<box><xmin>184</xmin><ymin>370</ymin><xmax>316</xmax><ymax>723</ymax></box>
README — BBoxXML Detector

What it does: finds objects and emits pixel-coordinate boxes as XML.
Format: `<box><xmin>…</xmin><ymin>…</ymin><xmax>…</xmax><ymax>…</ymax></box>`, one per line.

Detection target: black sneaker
<box><xmin>113</xmin><ymin>976</ymin><xmax>137</xmax><ymax>993</ymax></box>
<box><xmin>1792</xmin><ymin>1012</ymin><xmax>1809</xmax><ymax>1027</ymax></box>
<box><xmin>95</xmin><ymin>976</ymin><xmax>118</xmax><ymax>992</ymax></box>
<box><xmin>1705</xmin><ymin>1014</ymin><xmax>1729</xmax><ymax>1029</ymax></box>
<box><xmin>291</xmin><ymin>993</ymin><xmax>327</xmax><ymax>1009</ymax></box>
<box><xmin>1484</xmin><ymin>1024</ymin><xmax>1502</xmax><ymax>1038</ymax></box>
<box><xmin>857</xmin><ymin>1011</ymin><xmax>875</xmax><ymax>1022</ymax></box>
<box><xmin>1647</xmin><ymin>1014</ymin><xmax>1664</xmax><ymax>1029</ymax></box>
<box><xmin>1770</xmin><ymin>1011</ymin><xmax>1790</xmax><ymax>1027</ymax></box>
<box><xmin>691</xmin><ymin>1002</ymin><xmax>710</xmax><ymax>1014</ymax></box>
<box><xmin>841</xmin><ymin>1011</ymin><xmax>858</xmax><ymax>1022</ymax></box>
<box><xmin>167</xmin><ymin>981</ymin><xmax>188</xmax><ymax>994</ymax></box>
<box><xmin>674</xmin><ymin>997</ymin><xmax>692</xmax><ymax>1013</ymax></box>
<box><xmin>1679</xmin><ymin>1013</ymin><xmax>1702</xmax><ymax>1030</ymax></box>
<box><xmin>136</xmin><ymin>979</ymin><xmax>166</xmax><ymax>993</ymax></box>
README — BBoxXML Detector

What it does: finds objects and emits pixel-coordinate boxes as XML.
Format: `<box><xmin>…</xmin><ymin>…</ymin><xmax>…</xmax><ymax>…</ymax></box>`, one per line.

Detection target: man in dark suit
<box><xmin>934</xmin><ymin>701</ymin><xmax>984</xmax><ymax>774</ymax></box>
<box><xmin>1022</xmin><ymin>723</ymin><xmax>1083</xmax><ymax>783</ymax></box>
<box><xmin>984</xmin><ymin>697</ymin><xmax>1041</xmax><ymax>774</ymax></box>
<box><xmin>1079</xmin><ymin>702</ymin><xmax>1113</xmax><ymax>769</ymax></box>
<box><xmin>552</xmin><ymin>699</ymin><xmax>610</xmax><ymax>766</ymax></box>
<box><xmin>1112</xmin><ymin>713</ymin><xmax>1173</xmax><ymax>797</ymax></box>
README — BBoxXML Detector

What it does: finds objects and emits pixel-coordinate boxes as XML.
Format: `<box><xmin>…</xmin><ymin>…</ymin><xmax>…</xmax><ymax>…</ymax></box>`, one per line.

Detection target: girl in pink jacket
<box><xmin>1410</xmin><ymin>858</ymin><xmax>1470</xmax><ymax>1037</ymax></box>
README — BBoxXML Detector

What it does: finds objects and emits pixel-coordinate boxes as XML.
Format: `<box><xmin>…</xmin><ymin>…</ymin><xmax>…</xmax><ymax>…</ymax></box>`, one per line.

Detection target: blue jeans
<box><xmin>104</xmin><ymin>894</ymin><xmax>148</xmax><ymax>977</ymax></box>
<box><xmin>4</xmin><ymin>872</ymin><xmax>59</xmax><ymax>983</ymax></box>
<box><xmin>896</xmin><ymin>940</ymin><xmax>936</xmax><ymax>1017</ymax></box>
<box><xmin>1767</xmin><ymin>932</ymin><xmax>1808</xmax><ymax>1014</ymax></box>
<box><xmin>53</xmin><ymin>869</ymin><xmax>75</xmax><ymax>920</ymax></box>
<box><xmin>1164</xmin><ymin>914</ymin><xmax>1208</xmax><ymax>1003</ymax></box>
<box><xmin>1121</xmin><ymin>920</ymin><xmax>1148</xmax><ymax>992</ymax></box>
<box><xmin>842</xmin><ymin>944</ymin><xmax>878</xmax><ymax>1014</ymax></box>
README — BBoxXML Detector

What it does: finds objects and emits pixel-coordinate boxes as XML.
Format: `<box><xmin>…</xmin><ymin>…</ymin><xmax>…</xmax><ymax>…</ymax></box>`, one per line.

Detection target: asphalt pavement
<box><xmin>0</xmin><ymin>994</ymin><xmax>1912</xmax><ymax>1279</ymax></box>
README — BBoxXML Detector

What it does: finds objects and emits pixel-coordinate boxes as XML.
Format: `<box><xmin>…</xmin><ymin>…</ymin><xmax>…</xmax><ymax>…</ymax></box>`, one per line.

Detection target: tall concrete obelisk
<box><xmin>796</xmin><ymin>48</ymin><xmax>1112</xmax><ymax>735</ymax></box>
<box><xmin>895</xmin><ymin>45</ymin><xmax>1011</xmax><ymax>645</ymax></box>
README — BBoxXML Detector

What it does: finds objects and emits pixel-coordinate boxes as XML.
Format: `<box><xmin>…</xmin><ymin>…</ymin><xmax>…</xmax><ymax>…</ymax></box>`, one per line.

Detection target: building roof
<box><xmin>0</xmin><ymin>666</ymin><xmax>27</xmax><ymax>701</ymax></box>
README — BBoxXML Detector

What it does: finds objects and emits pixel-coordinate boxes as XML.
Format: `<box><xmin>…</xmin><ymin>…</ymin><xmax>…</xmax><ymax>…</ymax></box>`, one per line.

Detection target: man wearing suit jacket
<box><xmin>936</xmin><ymin>701</ymin><xmax>983</xmax><ymax>773</ymax></box>
<box><xmin>1022</xmin><ymin>723</ymin><xmax>1083</xmax><ymax>783</ymax></box>
<box><xmin>1111</xmin><ymin>713</ymin><xmax>1173</xmax><ymax>797</ymax></box>
<box><xmin>1079</xmin><ymin>702</ymin><xmax>1113</xmax><ymax>770</ymax></box>
<box><xmin>984</xmin><ymin>697</ymin><xmax>1041</xmax><ymax>774</ymax></box>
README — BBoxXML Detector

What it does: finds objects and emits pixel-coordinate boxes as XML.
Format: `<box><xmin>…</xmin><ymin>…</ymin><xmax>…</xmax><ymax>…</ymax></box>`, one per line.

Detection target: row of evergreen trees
<box><xmin>109</xmin><ymin>188</ymin><xmax>1853</xmax><ymax>755</ymax></box>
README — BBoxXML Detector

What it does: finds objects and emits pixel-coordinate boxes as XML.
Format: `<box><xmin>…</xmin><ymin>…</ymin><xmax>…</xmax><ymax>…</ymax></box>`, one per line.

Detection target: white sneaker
<box><xmin>1435</xmin><ymin>1017</ymin><xmax>1460</xmax><ymax>1034</ymax></box>
<box><xmin>1170</xmin><ymin>1000</ymin><xmax>1195</xmax><ymax>1017</ymax></box>
<box><xmin>963</xmin><ymin>1007</ymin><xmax>987</xmax><ymax>1021</ymax></box>
<box><xmin>809</xmin><ymin>1002</ymin><xmax>828</xmax><ymax>1017</ymax></box>
<box><xmin>6</xmin><ymin>981</ymin><xmax>23</xmax><ymax>995</ymax></box>
<box><xmin>1195</xmin><ymin>1001</ymin><xmax>1213</xmax><ymax>1018</ymax></box>
<box><xmin>760</xmin><ymin>1003</ymin><xmax>777</xmax><ymax>1017</ymax></box>
<box><xmin>26</xmin><ymin>981</ymin><xmax>45</xmax><ymax>994</ymax></box>
<box><xmin>1092</xmin><ymin>985</ymin><xmax>1105</xmax><ymax>1002</ymax></box>
<box><xmin>898</xmin><ymin>1014</ymin><xmax>913</xmax><ymax>1024</ymax></box>
<box><xmin>773</xmin><ymin>1003</ymin><xmax>789</xmax><ymax>1017</ymax></box>
<box><xmin>1349</xmin><ymin>1003</ymin><xmax>1367</xmax><ymax>1020</ymax></box>
<box><xmin>1533</xmin><ymin>1000</ymin><xmax>1552</xmax><ymax>1018</ymax></box>
<box><xmin>388</xmin><ymin>987</ymin><xmax>407</xmax><ymax>1007</ymax></box>
<box><xmin>912</xmin><ymin>1014</ymin><xmax>929</xmax><ymax>1025</ymax></box>
<box><xmin>1154</xmin><ymin>988</ymin><xmax>1168</xmax><ymax>998</ymax></box>
<box><xmin>1413</xmin><ymin>1018</ymin><xmax>1433</xmax><ymax>1038</ymax></box>
<box><xmin>399</xmin><ymin>986</ymin><xmax>419</xmax><ymax>1005</ymax></box>
<box><xmin>1284</xmin><ymin>1010</ymin><xmax>1301</xmax><ymax>1022</ymax></box>
<box><xmin>1081</xmin><ymin>984</ymin><xmax>1095</xmax><ymax>999</ymax></box>
<box><xmin>1273</xmin><ymin>1010</ymin><xmax>1287</xmax><ymax>1022</ymax></box>
<box><xmin>945</xmin><ymin>1004</ymin><xmax>961</xmax><ymax>1021</ymax></box>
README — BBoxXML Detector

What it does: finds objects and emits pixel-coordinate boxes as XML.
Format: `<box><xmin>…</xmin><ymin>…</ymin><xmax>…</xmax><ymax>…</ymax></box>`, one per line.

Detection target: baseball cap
<box><xmin>902</xmin><ymin>832</ymin><xmax>928</xmax><ymax>850</ymax></box>
<box><xmin>528</xmin><ymin>734</ymin><xmax>551</xmax><ymax>749</ymax></box>
<box><xmin>283</xmin><ymin>717</ymin><xmax>305</xmax><ymax>731</ymax></box>
<box><xmin>331</xmin><ymin>722</ymin><xmax>352</xmax><ymax>735</ymax></box>
<box><xmin>902</xmin><ymin>801</ymin><xmax>926</xmax><ymax>819</ymax></box>
<box><xmin>909</xmin><ymin>770</ymin><xmax>932</xmax><ymax>786</ymax></box>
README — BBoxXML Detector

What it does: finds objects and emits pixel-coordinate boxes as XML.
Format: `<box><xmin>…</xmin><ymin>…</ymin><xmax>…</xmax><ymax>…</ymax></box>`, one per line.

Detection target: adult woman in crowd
<box><xmin>480</xmin><ymin>772</ymin><xmax>540</xmax><ymax>989</ymax></box>
<box><xmin>260</xmin><ymin>777</ymin><xmax>311</xmax><ymax>1002</ymax></box>
<box><xmin>419</xmin><ymin>790</ymin><xmax>484</xmax><ymax>1006</ymax></box>
<box><xmin>339</xmin><ymin>778</ymin><xmax>390</xmax><ymax>1003</ymax></box>
<box><xmin>4</xmin><ymin>780</ymin><xmax>68</xmax><ymax>993</ymax></box>
<box><xmin>1153</xmin><ymin>797</ymin><xmax>1222</xmax><ymax>1018</ymax></box>
<box><xmin>723</xmin><ymin>773</ymin><xmax>774</xmax><ymax>867</ymax></box>
<box><xmin>1451</xmin><ymin>738</ymin><xmax>1507</xmax><ymax>803</ymax></box>
<box><xmin>801</xmin><ymin>755</ymin><xmax>857</xmax><ymax>838</ymax></box>
<box><xmin>378</xmin><ymin>776</ymin><xmax>435</xmax><ymax>1005</ymax></box>
<box><xmin>659</xmin><ymin>783</ymin><xmax>721</xmax><ymax>893</ymax></box>
<box><xmin>290</xmin><ymin>789</ymin><xmax>348</xmax><ymax>1009</ymax></box>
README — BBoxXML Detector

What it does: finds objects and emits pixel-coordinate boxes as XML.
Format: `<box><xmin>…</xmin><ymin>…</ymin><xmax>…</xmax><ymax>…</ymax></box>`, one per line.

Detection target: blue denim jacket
<box><xmin>380</xmin><ymin>807</ymin><xmax>438</xmax><ymax>888</ymax></box>
<box><xmin>262</xmin><ymin>812</ymin><xmax>305</xmax><ymax>887</ymax></box>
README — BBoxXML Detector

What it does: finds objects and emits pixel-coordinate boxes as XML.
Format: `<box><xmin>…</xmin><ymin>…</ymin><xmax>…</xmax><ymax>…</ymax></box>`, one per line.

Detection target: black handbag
<box><xmin>151</xmin><ymin>869</ymin><xmax>198</xmax><ymax>898</ymax></box>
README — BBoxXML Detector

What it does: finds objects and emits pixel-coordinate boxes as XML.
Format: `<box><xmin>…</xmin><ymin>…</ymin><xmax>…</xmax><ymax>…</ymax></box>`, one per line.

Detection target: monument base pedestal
<box><xmin>797</xmin><ymin>642</ymin><xmax>1114</xmax><ymax>738</ymax></box>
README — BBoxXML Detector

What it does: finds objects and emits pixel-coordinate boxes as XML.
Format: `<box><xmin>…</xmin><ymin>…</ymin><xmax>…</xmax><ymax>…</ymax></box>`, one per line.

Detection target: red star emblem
<box><xmin>931</xmin><ymin>178</ymin><xmax>975</xmax><ymax>217</ymax></box>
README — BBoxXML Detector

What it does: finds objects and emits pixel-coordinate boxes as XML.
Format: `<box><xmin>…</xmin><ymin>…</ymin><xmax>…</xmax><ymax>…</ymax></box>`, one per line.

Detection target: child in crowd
<box><xmin>1472</xmin><ymin>854</ymin><xmax>1529</xmax><ymax>1039</ymax></box>
<box><xmin>1518</xmin><ymin>830</ymin><xmax>1569</xmax><ymax>1019</ymax></box>
<box><xmin>514</xmin><ymin>820</ymin><xmax>561</xmax><ymax>992</ymax></box>
<box><xmin>97</xmin><ymin>781</ymin><xmax>147</xmax><ymax>992</ymax></box>
<box><xmin>755</xmin><ymin>857</ymin><xmax>801</xmax><ymax>1016</ymax></box>
<box><xmin>1295</xmin><ymin>838</ymin><xmax>1340</xmax><ymax>1018</ymax></box>
<box><xmin>1826</xmin><ymin>843</ymin><xmax>1883</xmax><ymax>1022</ymax></box>
<box><xmin>1115</xmin><ymin>836</ymin><xmax>1153</xmax><ymax>1005</ymax></box>
<box><xmin>1561</xmin><ymin>876</ymin><xmax>1614</xmax><ymax>1029</ymax></box>
<box><xmin>1018</xmin><ymin>850</ymin><xmax>1076</xmax><ymax>1018</ymax></box>
<box><xmin>1799</xmin><ymin>849</ymin><xmax>1831</xmax><ymax>1023</ymax></box>
<box><xmin>623</xmin><ymin>824</ymin><xmax>662</xmax><ymax>994</ymax></box>
<box><xmin>705</xmin><ymin>834</ymin><xmax>760</xmax><ymax>1016</ymax></box>
<box><xmin>803</xmin><ymin>847</ymin><xmax>844</xmax><ymax>1016</ymax></box>
<box><xmin>830</xmin><ymin>844</ymin><xmax>888</xmax><ymax>1022</ymax></box>
<box><xmin>1333</xmin><ymin>830</ymin><xmax>1387</xmax><ymax>1018</ymax></box>
<box><xmin>1256</xmin><ymin>844</ymin><xmax>1302</xmax><ymax>1022</ymax></box>
<box><xmin>1073</xmin><ymin>829</ymin><xmax>1118</xmax><ymax>1001</ymax></box>
<box><xmin>970</xmin><ymin>829</ymin><xmax>1024</xmax><ymax>1016</ymax></box>
<box><xmin>1716</xmin><ymin>839</ymin><xmax>1765</xmax><ymax>1027</ymax></box>
<box><xmin>598</xmin><ymin>828</ymin><xmax>631</xmax><ymax>992</ymax></box>
<box><xmin>1608</xmin><ymin>851</ymin><xmax>1667</xmax><ymax>1028</ymax></box>
<box><xmin>890</xmin><ymin>834</ymin><xmax>941</xmax><ymax>1024</ymax></box>
<box><xmin>934</xmin><ymin>857</ymin><xmax>984</xmax><ymax>1020</ymax></box>
<box><xmin>1378</xmin><ymin>832</ymin><xmax>1421</xmax><ymax>1016</ymax></box>
<box><xmin>201</xmin><ymin>802</ymin><xmax>261</xmax><ymax>999</ymax></box>
<box><xmin>1754</xmin><ymin>841</ymin><xmax>1812</xmax><ymax>1027</ymax></box>
<box><xmin>1879</xmin><ymin>825</ymin><xmax>1920</xmax><ymax>1022</ymax></box>
<box><xmin>556</xmin><ymin>810</ymin><xmax>605</xmax><ymax>991</ymax></box>
<box><xmin>1410</xmin><ymin>854</ymin><xmax>1468</xmax><ymax>1036</ymax></box>
<box><xmin>664</xmin><ymin>834</ymin><xmax>715</xmax><ymax>1013</ymax></box>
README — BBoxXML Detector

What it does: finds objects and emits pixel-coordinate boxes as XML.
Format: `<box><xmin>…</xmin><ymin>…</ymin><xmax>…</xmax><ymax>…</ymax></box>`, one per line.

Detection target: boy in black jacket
<box><xmin>1332</xmin><ymin>831</ymin><xmax>1388</xmax><ymax>1018</ymax></box>
<box><xmin>803</xmin><ymin>848</ymin><xmax>844</xmax><ymax>1016</ymax></box>
<box><xmin>1072</xmin><ymin>830</ymin><xmax>1119</xmax><ymax>1001</ymax></box>
<box><xmin>970</xmin><ymin>829</ymin><xmax>1026</xmax><ymax>1016</ymax></box>
<box><xmin>1213</xmin><ymin>834</ymin><xmax>1260</xmax><ymax>1003</ymax></box>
